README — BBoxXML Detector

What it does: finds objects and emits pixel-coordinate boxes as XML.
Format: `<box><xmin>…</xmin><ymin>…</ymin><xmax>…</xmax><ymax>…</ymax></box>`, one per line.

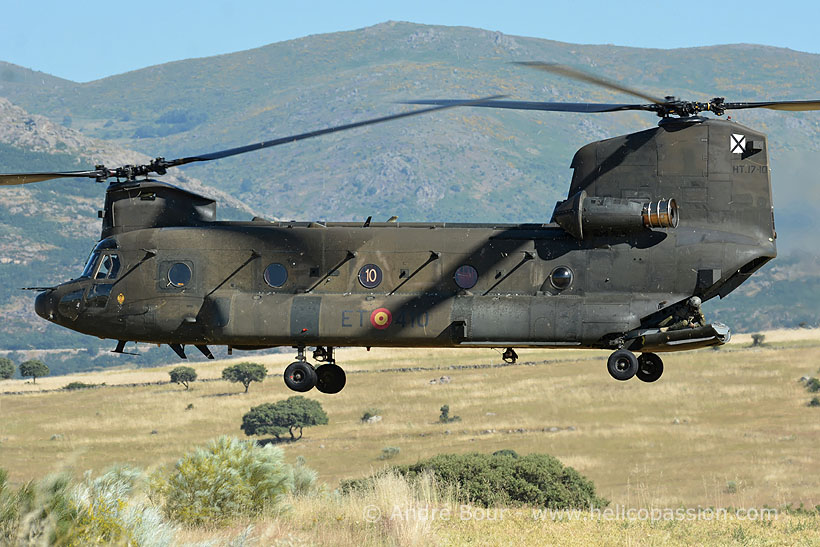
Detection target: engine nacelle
<box><xmin>552</xmin><ymin>190</ymin><xmax>678</xmax><ymax>239</ymax></box>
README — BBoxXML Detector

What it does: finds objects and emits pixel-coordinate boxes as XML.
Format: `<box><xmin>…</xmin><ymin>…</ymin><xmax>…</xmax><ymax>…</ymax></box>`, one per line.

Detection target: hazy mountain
<box><xmin>1</xmin><ymin>22</ymin><xmax>818</xmax><ymax>373</ymax></box>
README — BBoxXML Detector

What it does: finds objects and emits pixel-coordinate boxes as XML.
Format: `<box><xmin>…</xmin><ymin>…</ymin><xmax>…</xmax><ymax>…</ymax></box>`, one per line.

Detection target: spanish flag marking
<box><xmin>370</xmin><ymin>308</ymin><xmax>392</xmax><ymax>330</ymax></box>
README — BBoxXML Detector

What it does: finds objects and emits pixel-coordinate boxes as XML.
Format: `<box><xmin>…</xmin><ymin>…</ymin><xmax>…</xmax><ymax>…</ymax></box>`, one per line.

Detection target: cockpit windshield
<box><xmin>80</xmin><ymin>239</ymin><xmax>119</xmax><ymax>279</ymax></box>
<box><xmin>81</xmin><ymin>251</ymin><xmax>101</xmax><ymax>278</ymax></box>
<box><xmin>96</xmin><ymin>254</ymin><xmax>120</xmax><ymax>279</ymax></box>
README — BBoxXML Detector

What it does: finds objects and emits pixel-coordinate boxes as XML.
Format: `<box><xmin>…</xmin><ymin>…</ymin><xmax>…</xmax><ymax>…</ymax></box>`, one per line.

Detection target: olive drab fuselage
<box><xmin>35</xmin><ymin>117</ymin><xmax>776</xmax><ymax>356</ymax></box>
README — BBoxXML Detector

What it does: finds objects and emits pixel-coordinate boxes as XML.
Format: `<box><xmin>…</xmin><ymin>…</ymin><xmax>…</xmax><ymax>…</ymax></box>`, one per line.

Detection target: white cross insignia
<box><xmin>731</xmin><ymin>133</ymin><xmax>746</xmax><ymax>154</ymax></box>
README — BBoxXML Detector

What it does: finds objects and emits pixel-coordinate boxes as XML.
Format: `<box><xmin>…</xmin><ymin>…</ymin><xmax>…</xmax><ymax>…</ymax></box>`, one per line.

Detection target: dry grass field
<box><xmin>2</xmin><ymin>329</ymin><xmax>820</xmax><ymax>544</ymax></box>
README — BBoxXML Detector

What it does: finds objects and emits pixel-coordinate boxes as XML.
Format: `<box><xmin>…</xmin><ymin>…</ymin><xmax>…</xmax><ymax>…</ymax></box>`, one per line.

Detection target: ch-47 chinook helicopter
<box><xmin>3</xmin><ymin>62</ymin><xmax>819</xmax><ymax>395</ymax></box>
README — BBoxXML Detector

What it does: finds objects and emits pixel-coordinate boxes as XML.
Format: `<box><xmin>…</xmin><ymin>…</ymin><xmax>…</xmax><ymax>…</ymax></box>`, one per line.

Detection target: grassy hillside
<box><xmin>3</xmin><ymin>329</ymin><xmax>820</xmax><ymax>506</ymax></box>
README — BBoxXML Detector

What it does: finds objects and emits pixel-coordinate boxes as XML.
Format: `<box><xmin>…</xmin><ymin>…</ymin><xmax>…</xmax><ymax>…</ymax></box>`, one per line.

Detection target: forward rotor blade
<box><xmin>513</xmin><ymin>61</ymin><xmax>668</xmax><ymax>105</ymax></box>
<box><xmin>165</xmin><ymin>95</ymin><xmax>506</xmax><ymax>168</ymax></box>
<box><xmin>403</xmin><ymin>98</ymin><xmax>653</xmax><ymax>114</ymax></box>
<box><xmin>0</xmin><ymin>97</ymin><xmax>504</xmax><ymax>185</ymax></box>
<box><xmin>0</xmin><ymin>170</ymin><xmax>104</xmax><ymax>186</ymax></box>
<box><xmin>723</xmin><ymin>100</ymin><xmax>820</xmax><ymax>112</ymax></box>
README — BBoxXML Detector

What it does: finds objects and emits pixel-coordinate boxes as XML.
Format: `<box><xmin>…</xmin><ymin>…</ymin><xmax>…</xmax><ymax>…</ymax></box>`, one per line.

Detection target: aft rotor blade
<box><xmin>165</xmin><ymin>95</ymin><xmax>506</xmax><ymax>168</ymax></box>
<box><xmin>723</xmin><ymin>100</ymin><xmax>820</xmax><ymax>111</ymax></box>
<box><xmin>403</xmin><ymin>98</ymin><xmax>653</xmax><ymax>114</ymax></box>
<box><xmin>0</xmin><ymin>170</ymin><xmax>104</xmax><ymax>186</ymax></box>
<box><xmin>513</xmin><ymin>62</ymin><xmax>668</xmax><ymax>105</ymax></box>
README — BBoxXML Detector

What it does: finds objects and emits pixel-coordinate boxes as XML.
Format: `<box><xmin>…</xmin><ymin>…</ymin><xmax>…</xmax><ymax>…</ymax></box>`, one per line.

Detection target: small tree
<box><xmin>751</xmin><ymin>333</ymin><xmax>765</xmax><ymax>347</ymax></box>
<box><xmin>19</xmin><ymin>359</ymin><xmax>49</xmax><ymax>383</ymax></box>
<box><xmin>0</xmin><ymin>357</ymin><xmax>14</xmax><ymax>380</ymax></box>
<box><xmin>169</xmin><ymin>366</ymin><xmax>197</xmax><ymax>389</ymax></box>
<box><xmin>439</xmin><ymin>404</ymin><xmax>461</xmax><ymax>423</ymax></box>
<box><xmin>241</xmin><ymin>396</ymin><xmax>328</xmax><ymax>441</ymax></box>
<box><xmin>222</xmin><ymin>363</ymin><xmax>267</xmax><ymax>393</ymax></box>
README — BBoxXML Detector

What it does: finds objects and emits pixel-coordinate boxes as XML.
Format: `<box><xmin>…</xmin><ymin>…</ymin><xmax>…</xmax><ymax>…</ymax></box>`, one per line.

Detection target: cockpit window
<box><xmin>95</xmin><ymin>254</ymin><xmax>121</xmax><ymax>280</ymax></box>
<box><xmin>81</xmin><ymin>252</ymin><xmax>101</xmax><ymax>278</ymax></box>
<box><xmin>80</xmin><ymin>239</ymin><xmax>119</xmax><ymax>279</ymax></box>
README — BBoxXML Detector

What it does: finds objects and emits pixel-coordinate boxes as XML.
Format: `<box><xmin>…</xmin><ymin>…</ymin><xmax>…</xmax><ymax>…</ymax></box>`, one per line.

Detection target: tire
<box><xmin>284</xmin><ymin>361</ymin><xmax>317</xmax><ymax>392</ymax></box>
<box><xmin>636</xmin><ymin>353</ymin><xmax>664</xmax><ymax>383</ymax></box>
<box><xmin>316</xmin><ymin>363</ymin><xmax>346</xmax><ymax>394</ymax></box>
<box><xmin>607</xmin><ymin>349</ymin><xmax>638</xmax><ymax>381</ymax></box>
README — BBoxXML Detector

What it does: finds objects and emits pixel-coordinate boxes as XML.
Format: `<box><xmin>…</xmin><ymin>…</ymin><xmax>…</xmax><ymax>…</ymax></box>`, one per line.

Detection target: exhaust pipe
<box><xmin>642</xmin><ymin>199</ymin><xmax>679</xmax><ymax>228</ymax></box>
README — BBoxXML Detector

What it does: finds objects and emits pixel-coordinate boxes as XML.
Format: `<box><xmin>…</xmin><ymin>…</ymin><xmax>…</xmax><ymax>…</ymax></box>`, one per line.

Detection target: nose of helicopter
<box><xmin>34</xmin><ymin>290</ymin><xmax>56</xmax><ymax>321</ymax></box>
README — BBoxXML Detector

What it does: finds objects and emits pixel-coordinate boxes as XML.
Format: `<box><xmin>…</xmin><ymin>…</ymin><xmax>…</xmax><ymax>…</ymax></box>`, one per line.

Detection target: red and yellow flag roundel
<box><xmin>370</xmin><ymin>308</ymin><xmax>392</xmax><ymax>330</ymax></box>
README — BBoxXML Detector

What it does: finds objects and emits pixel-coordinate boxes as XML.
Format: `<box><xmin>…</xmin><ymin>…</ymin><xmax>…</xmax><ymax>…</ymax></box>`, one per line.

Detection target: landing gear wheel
<box><xmin>636</xmin><ymin>353</ymin><xmax>664</xmax><ymax>383</ymax></box>
<box><xmin>315</xmin><ymin>363</ymin><xmax>346</xmax><ymax>394</ymax></box>
<box><xmin>284</xmin><ymin>361</ymin><xmax>317</xmax><ymax>392</ymax></box>
<box><xmin>607</xmin><ymin>349</ymin><xmax>638</xmax><ymax>381</ymax></box>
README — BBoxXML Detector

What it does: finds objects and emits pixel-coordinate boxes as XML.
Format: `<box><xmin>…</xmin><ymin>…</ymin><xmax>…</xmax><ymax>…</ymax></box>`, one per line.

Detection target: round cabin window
<box><xmin>549</xmin><ymin>266</ymin><xmax>573</xmax><ymax>290</ymax></box>
<box><xmin>168</xmin><ymin>263</ymin><xmax>192</xmax><ymax>288</ymax></box>
<box><xmin>454</xmin><ymin>265</ymin><xmax>478</xmax><ymax>290</ymax></box>
<box><xmin>264</xmin><ymin>263</ymin><xmax>288</xmax><ymax>287</ymax></box>
<box><xmin>358</xmin><ymin>264</ymin><xmax>382</xmax><ymax>289</ymax></box>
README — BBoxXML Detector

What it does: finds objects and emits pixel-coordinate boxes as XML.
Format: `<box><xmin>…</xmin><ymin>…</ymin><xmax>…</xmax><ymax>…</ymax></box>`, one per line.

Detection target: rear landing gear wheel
<box><xmin>316</xmin><ymin>363</ymin><xmax>346</xmax><ymax>394</ymax></box>
<box><xmin>607</xmin><ymin>349</ymin><xmax>638</xmax><ymax>381</ymax></box>
<box><xmin>284</xmin><ymin>361</ymin><xmax>317</xmax><ymax>392</ymax></box>
<box><xmin>636</xmin><ymin>353</ymin><xmax>664</xmax><ymax>383</ymax></box>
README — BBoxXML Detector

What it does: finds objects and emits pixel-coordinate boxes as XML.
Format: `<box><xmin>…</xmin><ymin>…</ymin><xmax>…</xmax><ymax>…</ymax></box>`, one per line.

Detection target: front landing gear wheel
<box><xmin>284</xmin><ymin>361</ymin><xmax>317</xmax><ymax>392</ymax></box>
<box><xmin>607</xmin><ymin>349</ymin><xmax>638</xmax><ymax>381</ymax></box>
<box><xmin>316</xmin><ymin>363</ymin><xmax>346</xmax><ymax>394</ymax></box>
<box><xmin>636</xmin><ymin>353</ymin><xmax>664</xmax><ymax>383</ymax></box>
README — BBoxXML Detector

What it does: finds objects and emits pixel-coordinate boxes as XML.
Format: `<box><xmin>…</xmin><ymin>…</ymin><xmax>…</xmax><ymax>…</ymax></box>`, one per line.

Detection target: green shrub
<box><xmin>343</xmin><ymin>452</ymin><xmax>608</xmax><ymax>510</ymax></box>
<box><xmin>361</xmin><ymin>407</ymin><xmax>381</xmax><ymax>422</ymax></box>
<box><xmin>69</xmin><ymin>466</ymin><xmax>175</xmax><ymax>546</ymax></box>
<box><xmin>0</xmin><ymin>468</ymin><xmax>24</xmax><ymax>542</ymax></box>
<box><xmin>2</xmin><ymin>471</ymin><xmax>74</xmax><ymax>544</ymax></box>
<box><xmin>378</xmin><ymin>447</ymin><xmax>401</xmax><ymax>460</ymax></box>
<box><xmin>806</xmin><ymin>377</ymin><xmax>820</xmax><ymax>393</ymax></box>
<box><xmin>156</xmin><ymin>436</ymin><xmax>291</xmax><ymax>525</ymax></box>
<box><xmin>1</xmin><ymin>465</ymin><xmax>175</xmax><ymax>546</ymax></box>
<box><xmin>290</xmin><ymin>456</ymin><xmax>321</xmax><ymax>497</ymax></box>
<box><xmin>64</xmin><ymin>381</ymin><xmax>97</xmax><ymax>391</ymax></box>
<box><xmin>808</xmin><ymin>397</ymin><xmax>820</xmax><ymax>407</ymax></box>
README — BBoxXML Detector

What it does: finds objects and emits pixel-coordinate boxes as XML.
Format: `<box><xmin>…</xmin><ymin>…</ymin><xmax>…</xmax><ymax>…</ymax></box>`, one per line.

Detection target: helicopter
<box><xmin>3</xmin><ymin>62</ymin><xmax>818</xmax><ymax>394</ymax></box>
